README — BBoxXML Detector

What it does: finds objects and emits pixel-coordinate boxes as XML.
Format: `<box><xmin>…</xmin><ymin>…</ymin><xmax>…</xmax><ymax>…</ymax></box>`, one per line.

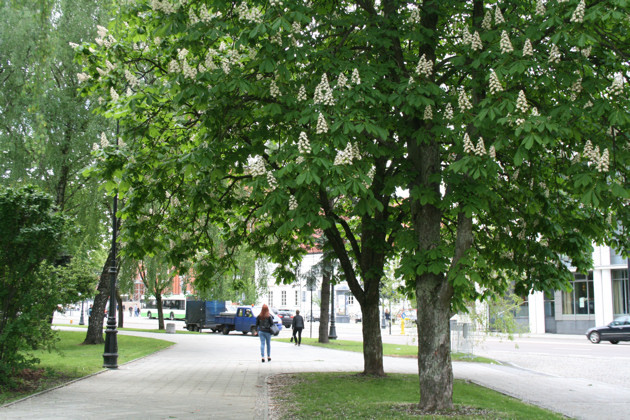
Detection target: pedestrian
<box><xmin>129</xmin><ymin>306</ymin><xmax>133</xmax><ymax>317</ymax></box>
<box><xmin>135</xmin><ymin>305</ymin><xmax>139</xmax><ymax>317</ymax></box>
<box><xmin>88</xmin><ymin>304</ymin><xmax>93</xmax><ymax>317</ymax></box>
<box><xmin>256</xmin><ymin>304</ymin><xmax>273</xmax><ymax>363</ymax></box>
<box><xmin>292</xmin><ymin>310</ymin><xmax>304</xmax><ymax>346</ymax></box>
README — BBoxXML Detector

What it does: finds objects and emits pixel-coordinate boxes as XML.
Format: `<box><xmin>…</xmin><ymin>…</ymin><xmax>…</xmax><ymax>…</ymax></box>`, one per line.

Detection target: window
<box><xmin>281</xmin><ymin>290</ymin><xmax>286</xmax><ymax>306</ymax></box>
<box><xmin>612</xmin><ymin>269</ymin><xmax>629</xmax><ymax>316</ymax></box>
<box><xmin>295</xmin><ymin>290</ymin><xmax>299</xmax><ymax>306</ymax></box>
<box><xmin>302</xmin><ymin>291</ymin><xmax>307</xmax><ymax>302</ymax></box>
<box><xmin>347</xmin><ymin>295</ymin><xmax>354</xmax><ymax>305</ymax></box>
<box><xmin>562</xmin><ymin>272</ymin><xmax>594</xmax><ymax>315</ymax></box>
<box><xmin>610</xmin><ymin>248</ymin><xmax>627</xmax><ymax>266</ymax></box>
<box><xmin>268</xmin><ymin>291</ymin><xmax>273</xmax><ymax>307</ymax></box>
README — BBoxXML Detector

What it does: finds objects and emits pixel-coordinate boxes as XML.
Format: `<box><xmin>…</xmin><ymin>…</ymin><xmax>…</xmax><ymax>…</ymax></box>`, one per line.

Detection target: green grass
<box><xmin>0</xmin><ymin>330</ymin><xmax>173</xmax><ymax>405</ymax></box>
<box><xmin>271</xmin><ymin>372</ymin><xmax>564</xmax><ymax>419</ymax></box>
<box><xmin>276</xmin><ymin>337</ymin><xmax>496</xmax><ymax>363</ymax></box>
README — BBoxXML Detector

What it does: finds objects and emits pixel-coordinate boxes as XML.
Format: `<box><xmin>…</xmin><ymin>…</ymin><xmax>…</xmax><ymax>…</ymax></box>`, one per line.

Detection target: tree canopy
<box><xmin>78</xmin><ymin>0</ymin><xmax>629</xmax><ymax>410</ymax></box>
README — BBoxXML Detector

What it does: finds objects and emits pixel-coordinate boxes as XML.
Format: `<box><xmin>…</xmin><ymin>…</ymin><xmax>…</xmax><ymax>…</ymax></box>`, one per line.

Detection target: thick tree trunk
<box><xmin>83</xmin><ymin>249</ymin><xmax>114</xmax><ymax>345</ymax></box>
<box><xmin>318</xmin><ymin>269</ymin><xmax>331</xmax><ymax>343</ymax></box>
<box><xmin>361</xmin><ymin>300</ymin><xmax>384</xmax><ymax>376</ymax></box>
<box><xmin>416</xmin><ymin>274</ymin><xmax>453</xmax><ymax>411</ymax></box>
<box><xmin>116</xmin><ymin>291</ymin><xmax>123</xmax><ymax>328</ymax></box>
<box><xmin>156</xmin><ymin>294</ymin><xmax>164</xmax><ymax>330</ymax></box>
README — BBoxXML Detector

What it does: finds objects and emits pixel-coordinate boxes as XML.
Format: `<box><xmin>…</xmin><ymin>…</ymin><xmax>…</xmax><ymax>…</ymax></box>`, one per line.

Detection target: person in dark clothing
<box><xmin>256</xmin><ymin>304</ymin><xmax>273</xmax><ymax>362</ymax></box>
<box><xmin>292</xmin><ymin>310</ymin><xmax>305</xmax><ymax>346</ymax></box>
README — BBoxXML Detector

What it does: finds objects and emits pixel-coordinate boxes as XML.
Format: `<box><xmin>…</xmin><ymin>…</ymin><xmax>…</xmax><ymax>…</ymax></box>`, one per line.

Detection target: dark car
<box><xmin>275</xmin><ymin>310</ymin><xmax>295</xmax><ymax>328</ymax></box>
<box><xmin>586</xmin><ymin>315</ymin><xmax>630</xmax><ymax>344</ymax></box>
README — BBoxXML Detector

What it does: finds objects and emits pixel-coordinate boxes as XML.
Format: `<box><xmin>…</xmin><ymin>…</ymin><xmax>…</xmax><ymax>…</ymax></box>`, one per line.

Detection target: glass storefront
<box><xmin>612</xmin><ymin>269</ymin><xmax>629</xmax><ymax>316</ymax></box>
<box><xmin>562</xmin><ymin>272</ymin><xmax>594</xmax><ymax>315</ymax></box>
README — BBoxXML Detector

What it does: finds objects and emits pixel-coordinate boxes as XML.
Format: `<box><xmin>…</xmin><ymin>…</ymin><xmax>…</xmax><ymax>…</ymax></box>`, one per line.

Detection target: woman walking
<box><xmin>256</xmin><ymin>304</ymin><xmax>273</xmax><ymax>362</ymax></box>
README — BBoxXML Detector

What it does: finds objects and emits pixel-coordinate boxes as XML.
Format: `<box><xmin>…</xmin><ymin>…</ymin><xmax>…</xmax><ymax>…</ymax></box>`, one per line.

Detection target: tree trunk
<box><xmin>156</xmin><ymin>294</ymin><xmax>164</xmax><ymax>330</ymax></box>
<box><xmin>116</xmin><ymin>290</ymin><xmax>123</xmax><ymax>328</ymax></box>
<box><xmin>318</xmin><ymin>267</ymin><xmax>331</xmax><ymax>343</ymax></box>
<box><xmin>83</xmin><ymin>248</ymin><xmax>114</xmax><ymax>345</ymax></box>
<box><xmin>416</xmin><ymin>274</ymin><xmax>453</xmax><ymax>411</ymax></box>
<box><xmin>360</xmin><ymin>299</ymin><xmax>385</xmax><ymax>376</ymax></box>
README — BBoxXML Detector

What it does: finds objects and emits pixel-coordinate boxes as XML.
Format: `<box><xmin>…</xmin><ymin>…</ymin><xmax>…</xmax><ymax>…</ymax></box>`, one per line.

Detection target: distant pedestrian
<box><xmin>88</xmin><ymin>304</ymin><xmax>93</xmax><ymax>317</ymax></box>
<box><xmin>292</xmin><ymin>310</ymin><xmax>304</xmax><ymax>346</ymax></box>
<box><xmin>256</xmin><ymin>304</ymin><xmax>273</xmax><ymax>363</ymax></box>
<box><xmin>129</xmin><ymin>306</ymin><xmax>133</xmax><ymax>317</ymax></box>
<box><xmin>135</xmin><ymin>306</ymin><xmax>139</xmax><ymax>317</ymax></box>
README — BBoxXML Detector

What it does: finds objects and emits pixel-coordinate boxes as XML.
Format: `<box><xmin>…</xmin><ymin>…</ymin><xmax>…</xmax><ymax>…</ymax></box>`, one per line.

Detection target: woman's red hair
<box><xmin>258</xmin><ymin>304</ymin><xmax>270</xmax><ymax>319</ymax></box>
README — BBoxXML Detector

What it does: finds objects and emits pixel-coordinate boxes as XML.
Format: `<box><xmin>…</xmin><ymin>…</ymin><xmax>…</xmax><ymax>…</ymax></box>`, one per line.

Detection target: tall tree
<box><xmin>79</xmin><ymin>0</ymin><xmax>629</xmax><ymax>411</ymax></box>
<box><xmin>137</xmin><ymin>253</ymin><xmax>175</xmax><ymax>330</ymax></box>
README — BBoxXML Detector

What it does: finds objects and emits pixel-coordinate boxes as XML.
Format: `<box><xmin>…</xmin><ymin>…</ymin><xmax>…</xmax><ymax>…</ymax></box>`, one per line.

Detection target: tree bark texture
<box><xmin>318</xmin><ymin>268</ymin><xmax>330</xmax><ymax>343</ymax></box>
<box><xmin>360</xmin><ymin>298</ymin><xmax>385</xmax><ymax>376</ymax></box>
<box><xmin>157</xmin><ymin>294</ymin><xmax>164</xmax><ymax>330</ymax></box>
<box><xmin>116</xmin><ymin>290</ymin><xmax>123</xmax><ymax>328</ymax></box>
<box><xmin>83</xmin><ymin>248</ymin><xmax>114</xmax><ymax>345</ymax></box>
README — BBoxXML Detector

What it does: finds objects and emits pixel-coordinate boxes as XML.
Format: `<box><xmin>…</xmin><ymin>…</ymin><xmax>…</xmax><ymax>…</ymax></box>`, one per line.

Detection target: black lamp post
<box><xmin>329</xmin><ymin>282</ymin><xmax>337</xmax><ymax>339</ymax></box>
<box><xmin>103</xmin><ymin>129</ymin><xmax>119</xmax><ymax>369</ymax></box>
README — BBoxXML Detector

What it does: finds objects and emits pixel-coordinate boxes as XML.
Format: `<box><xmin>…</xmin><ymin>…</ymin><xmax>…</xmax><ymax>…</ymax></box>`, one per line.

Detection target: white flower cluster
<box><xmin>247</xmin><ymin>155</ymin><xmax>267</xmax><ymax>177</ymax></box>
<box><xmin>462</xmin><ymin>27</ymin><xmax>472</xmax><ymax>45</ymax></box>
<box><xmin>266</xmin><ymin>172</ymin><xmax>278</xmax><ymax>190</ymax></box>
<box><xmin>95</xmin><ymin>25</ymin><xmax>116</xmax><ymax>48</ymax></box>
<box><xmin>500</xmin><ymin>31</ymin><xmax>513</xmax><ymax>54</ymax></box>
<box><xmin>424</xmin><ymin>105</ymin><xmax>433</xmax><ymax>120</ymax></box>
<box><xmin>151</xmin><ymin>0</ymin><xmax>178</xmax><ymax>14</ymax></box>
<box><xmin>523</xmin><ymin>39</ymin><xmax>534</xmax><ymax>56</ymax></box>
<box><xmin>570</xmin><ymin>77</ymin><xmax>582</xmax><ymax>101</ymax></box>
<box><xmin>548</xmin><ymin>44</ymin><xmax>561</xmax><ymax>64</ymax></box>
<box><xmin>535</xmin><ymin>0</ymin><xmax>546</xmax><ymax>16</ymax></box>
<box><xmin>199</xmin><ymin>5</ymin><xmax>219</xmax><ymax>23</ymax></box>
<box><xmin>608</xmin><ymin>75</ymin><xmax>624</xmax><ymax>96</ymax></box>
<box><xmin>415</xmin><ymin>54</ymin><xmax>433</xmax><ymax>78</ymax></box>
<box><xmin>92</xmin><ymin>142</ymin><xmax>99</xmax><ymax>151</ymax></box>
<box><xmin>581</xmin><ymin>46</ymin><xmax>592</xmax><ymax>58</ymax></box>
<box><xmin>463</xmin><ymin>133</ymin><xmax>475</xmax><ymax>153</ymax></box>
<box><xmin>177</xmin><ymin>48</ymin><xmax>188</xmax><ymax>60</ymax></box>
<box><xmin>474</xmin><ymin>137</ymin><xmax>486</xmax><ymax>156</ymax></box>
<box><xmin>583</xmin><ymin>141</ymin><xmax>610</xmax><ymax>172</ymax></box>
<box><xmin>124</xmin><ymin>69</ymin><xmax>139</xmax><ymax>87</ymax></box>
<box><xmin>168</xmin><ymin>60</ymin><xmax>180</xmax><ymax>73</ymax></box>
<box><xmin>77</xmin><ymin>73</ymin><xmax>90</xmax><ymax>83</ymax></box>
<box><xmin>531</xmin><ymin>107</ymin><xmax>539</xmax><ymax>116</ymax></box>
<box><xmin>270</xmin><ymin>32</ymin><xmax>283</xmax><ymax>45</ymax></box>
<box><xmin>316</xmin><ymin>113</ymin><xmax>328</xmax><ymax>134</ymax></box>
<box><xmin>289</xmin><ymin>195</ymin><xmax>298</xmax><ymax>211</ymax></box>
<box><xmin>270</xmin><ymin>80</ymin><xmax>281</xmax><ymax>98</ymax></box>
<box><xmin>297</xmin><ymin>131</ymin><xmax>311</xmax><ymax>154</ymax></box>
<box><xmin>571</xmin><ymin>0</ymin><xmax>585</xmax><ymax>23</ymax></box>
<box><xmin>489</xmin><ymin>70</ymin><xmax>503</xmax><ymax>94</ymax></box>
<box><xmin>408</xmin><ymin>7</ymin><xmax>421</xmax><ymax>24</ymax></box>
<box><xmin>495</xmin><ymin>5</ymin><xmax>505</xmax><ymax>24</ymax></box>
<box><xmin>351</xmin><ymin>68</ymin><xmax>361</xmax><ymax>85</ymax></box>
<box><xmin>270</xmin><ymin>0</ymin><xmax>283</xmax><ymax>6</ymax></box>
<box><xmin>100</xmin><ymin>132</ymin><xmax>110</xmax><ymax>148</ymax></box>
<box><xmin>314</xmin><ymin>73</ymin><xmax>335</xmax><ymax>106</ymax></box>
<box><xmin>444</xmin><ymin>103</ymin><xmax>454</xmax><ymax>120</ymax></box>
<box><xmin>204</xmin><ymin>50</ymin><xmax>218</xmax><ymax>71</ymax></box>
<box><xmin>69</xmin><ymin>42</ymin><xmax>79</xmax><ymax>49</ymax></box>
<box><xmin>110</xmin><ymin>87</ymin><xmax>119</xmax><ymax>102</ymax></box>
<box><xmin>516</xmin><ymin>90</ymin><xmax>529</xmax><ymax>113</ymax></box>
<box><xmin>471</xmin><ymin>31</ymin><xmax>483</xmax><ymax>51</ymax></box>
<box><xmin>489</xmin><ymin>145</ymin><xmax>496</xmax><ymax>159</ymax></box>
<box><xmin>337</xmin><ymin>72</ymin><xmax>348</xmax><ymax>89</ymax></box>
<box><xmin>482</xmin><ymin>10</ymin><xmax>492</xmax><ymax>30</ymax></box>
<box><xmin>297</xmin><ymin>85</ymin><xmax>307</xmax><ymax>101</ymax></box>
<box><xmin>182</xmin><ymin>59</ymin><xmax>197</xmax><ymax>79</ymax></box>
<box><xmin>237</xmin><ymin>2</ymin><xmax>263</xmax><ymax>24</ymax></box>
<box><xmin>334</xmin><ymin>142</ymin><xmax>360</xmax><ymax>165</ymax></box>
<box><xmin>458</xmin><ymin>90</ymin><xmax>473</xmax><ymax>112</ymax></box>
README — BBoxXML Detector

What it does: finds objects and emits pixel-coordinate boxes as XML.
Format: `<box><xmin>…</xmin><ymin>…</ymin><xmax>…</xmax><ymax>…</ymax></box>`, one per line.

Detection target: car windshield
<box><xmin>611</xmin><ymin>316</ymin><xmax>630</xmax><ymax>326</ymax></box>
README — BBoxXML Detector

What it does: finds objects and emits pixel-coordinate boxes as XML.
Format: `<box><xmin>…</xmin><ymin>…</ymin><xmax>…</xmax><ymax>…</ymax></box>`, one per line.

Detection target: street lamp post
<box><xmin>103</xmin><ymin>129</ymin><xmax>119</xmax><ymax>369</ymax></box>
<box><xmin>329</xmin><ymin>282</ymin><xmax>337</xmax><ymax>339</ymax></box>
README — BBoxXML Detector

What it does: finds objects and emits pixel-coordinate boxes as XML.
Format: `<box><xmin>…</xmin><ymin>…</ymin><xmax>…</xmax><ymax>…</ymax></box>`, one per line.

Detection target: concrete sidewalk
<box><xmin>1</xmin><ymin>328</ymin><xmax>628</xmax><ymax>419</ymax></box>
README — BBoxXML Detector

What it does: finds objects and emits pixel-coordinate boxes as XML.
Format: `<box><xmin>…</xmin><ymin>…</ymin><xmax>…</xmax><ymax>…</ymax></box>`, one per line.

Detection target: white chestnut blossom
<box><xmin>570</xmin><ymin>0</ymin><xmax>585</xmax><ymax>23</ymax></box>
<box><xmin>531</xmin><ymin>107</ymin><xmax>539</xmax><ymax>116</ymax></box>
<box><xmin>500</xmin><ymin>31</ymin><xmax>514</xmax><ymax>54</ymax></box>
<box><xmin>77</xmin><ymin>73</ymin><xmax>91</xmax><ymax>83</ymax></box>
<box><xmin>408</xmin><ymin>7</ymin><xmax>421</xmax><ymax>24</ymax></box>
<box><xmin>289</xmin><ymin>195</ymin><xmax>298</xmax><ymax>211</ymax></box>
<box><xmin>69</xmin><ymin>42</ymin><xmax>80</xmax><ymax>49</ymax></box>
<box><xmin>471</xmin><ymin>31</ymin><xmax>483</xmax><ymax>51</ymax></box>
<box><xmin>597</xmin><ymin>149</ymin><xmax>610</xmax><ymax>172</ymax></box>
<box><xmin>110</xmin><ymin>87</ymin><xmax>119</xmax><ymax>102</ymax></box>
<box><xmin>182</xmin><ymin>60</ymin><xmax>197</xmax><ymax>79</ymax></box>
<box><xmin>458</xmin><ymin>90</ymin><xmax>473</xmax><ymax>112</ymax></box>
<box><xmin>495</xmin><ymin>5</ymin><xmax>505</xmax><ymax>24</ymax></box>
<box><xmin>177</xmin><ymin>48</ymin><xmax>188</xmax><ymax>60</ymax></box>
<box><xmin>270</xmin><ymin>80</ymin><xmax>281</xmax><ymax>98</ymax></box>
<box><xmin>516</xmin><ymin>90</ymin><xmax>529</xmax><ymax>113</ymax></box>
<box><xmin>92</xmin><ymin>143</ymin><xmax>100</xmax><ymax>151</ymax></box>
<box><xmin>463</xmin><ymin>133</ymin><xmax>475</xmax><ymax>154</ymax></box>
<box><xmin>489</xmin><ymin>70</ymin><xmax>503</xmax><ymax>94</ymax></box>
<box><xmin>189</xmin><ymin>9</ymin><xmax>199</xmax><ymax>25</ymax></box>
<box><xmin>444</xmin><ymin>103</ymin><xmax>454</xmax><ymax>120</ymax></box>
<box><xmin>489</xmin><ymin>145</ymin><xmax>496</xmax><ymax>159</ymax></box>
<box><xmin>581</xmin><ymin>46</ymin><xmax>592</xmax><ymax>58</ymax></box>
<box><xmin>334</xmin><ymin>142</ymin><xmax>360</xmax><ymax>165</ymax></box>
<box><xmin>297</xmin><ymin>85</ymin><xmax>307</xmax><ymax>101</ymax></box>
<box><xmin>523</xmin><ymin>38</ymin><xmax>534</xmax><ymax>56</ymax></box>
<box><xmin>168</xmin><ymin>59</ymin><xmax>181</xmax><ymax>73</ymax></box>
<box><xmin>415</xmin><ymin>54</ymin><xmax>433</xmax><ymax>78</ymax></box>
<box><xmin>314</xmin><ymin>73</ymin><xmax>335</xmax><ymax>106</ymax></box>
<box><xmin>266</xmin><ymin>171</ymin><xmax>278</xmax><ymax>189</ymax></box>
<box><xmin>337</xmin><ymin>72</ymin><xmax>348</xmax><ymax>89</ymax></box>
<box><xmin>481</xmin><ymin>10</ymin><xmax>492</xmax><ymax>30</ymax></box>
<box><xmin>124</xmin><ymin>69</ymin><xmax>139</xmax><ymax>87</ymax></box>
<box><xmin>297</xmin><ymin>131</ymin><xmax>311</xmax><ymax>154</ymax></box>
<box><xmin>535</xmin><ymin>0</ymin><xmax>546</xmax><ymax>16</ymax></box>
<box><xmin>424</xmin><ymin>105</ymin><xmax>433</xmax><ymax>120</ymax></box>
<box><xmin>247</xmin><ymin>155</ymin><xmax>267</xmax><ymax>177</ymax></box>
<box><xmin>608</xmin><ymin>75</ymin><xmax>624</xmax><ymax>96</ymax></box>
<box><xmin>462</xmin><ymin>27</ymin><xmax>472</xmax><ymax>45</ymax></box>
<box><xmin>351</xmin><ymin>68</ymin><xmax>361</xmax><ymax>85</ymax></box>
<box><xmin>100</xmin><ymin>132</ymin><xmax>110</xmax><ymax>148</ymax></box>
<box><xmin>548</xmin><ymin>44</ymin><xmax>561</xmax><ymax>64</ymax></box>
<box><xmin>316</xmin><ymin>113</ymin><xmax>328</xmax><ymax>134</ymax></box>
<box><xmin>475</xmin><ymin>137</ymin><xmax>486</xmax><ymax>156</ymax></box>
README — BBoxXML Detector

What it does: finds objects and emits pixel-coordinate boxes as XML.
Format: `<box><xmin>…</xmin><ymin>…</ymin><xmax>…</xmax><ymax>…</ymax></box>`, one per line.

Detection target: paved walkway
<box><xmin>1</xmin><ymin>327</ymin><xmax>629</xmax><ymax>419</ymax></box>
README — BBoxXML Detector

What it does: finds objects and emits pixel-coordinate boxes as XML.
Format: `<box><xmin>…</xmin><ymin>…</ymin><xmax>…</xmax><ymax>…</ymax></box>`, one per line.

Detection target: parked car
<box><xmin>275</xmin><ymin>309</ymin><xmax>295</xmax><ymax>328</ymax></box>
<box><xmin>586</xmin><ymin>315</ymin><xmax>630</xmax><ymax>344</ymax></box>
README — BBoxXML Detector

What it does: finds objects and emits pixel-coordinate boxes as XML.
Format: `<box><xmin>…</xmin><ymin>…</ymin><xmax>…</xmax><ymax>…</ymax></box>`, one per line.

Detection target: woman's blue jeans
<box><xmin>259</xmin><ymin>331</ymin><xmax>271</xmax><ymax>357</ymax></box>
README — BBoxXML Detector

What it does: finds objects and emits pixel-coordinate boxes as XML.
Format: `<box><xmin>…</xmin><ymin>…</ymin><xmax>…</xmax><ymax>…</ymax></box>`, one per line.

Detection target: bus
<box><xmin>141</xmin><ymin>294</ymin><xmax>187</xmax><ymax>320</ymax></box>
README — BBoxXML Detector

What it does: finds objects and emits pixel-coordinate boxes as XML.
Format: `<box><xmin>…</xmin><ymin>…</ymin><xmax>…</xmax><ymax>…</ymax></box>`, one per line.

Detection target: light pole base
<box><xmin>103</xmin><ymin>316</ymin><xmax>118</xmax><ymax>369</ymax></box>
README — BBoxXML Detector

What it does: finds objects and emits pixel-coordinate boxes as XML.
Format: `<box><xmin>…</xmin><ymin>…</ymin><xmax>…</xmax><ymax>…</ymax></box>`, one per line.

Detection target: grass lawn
<box><xmin>275</xmin><ymin>337</ymin><xmax>496</xmax><ymax>363</ymax></box>
<box><xmin>0</xmin><ymin>330</ymin><xmax>173</xmax><ymax>405</ymax></box>
<box><xmin>269</xmin><ymin>372</ymin><xmax>564</xmax><ymax>419</ymax></box>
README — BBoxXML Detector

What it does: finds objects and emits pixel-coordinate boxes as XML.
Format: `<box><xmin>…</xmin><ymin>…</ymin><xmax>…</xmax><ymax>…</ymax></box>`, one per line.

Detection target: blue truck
<box><xmin>184</xmin><ymin>300</ymin><xmax>282</xmax><ymax>335</ymax></box>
